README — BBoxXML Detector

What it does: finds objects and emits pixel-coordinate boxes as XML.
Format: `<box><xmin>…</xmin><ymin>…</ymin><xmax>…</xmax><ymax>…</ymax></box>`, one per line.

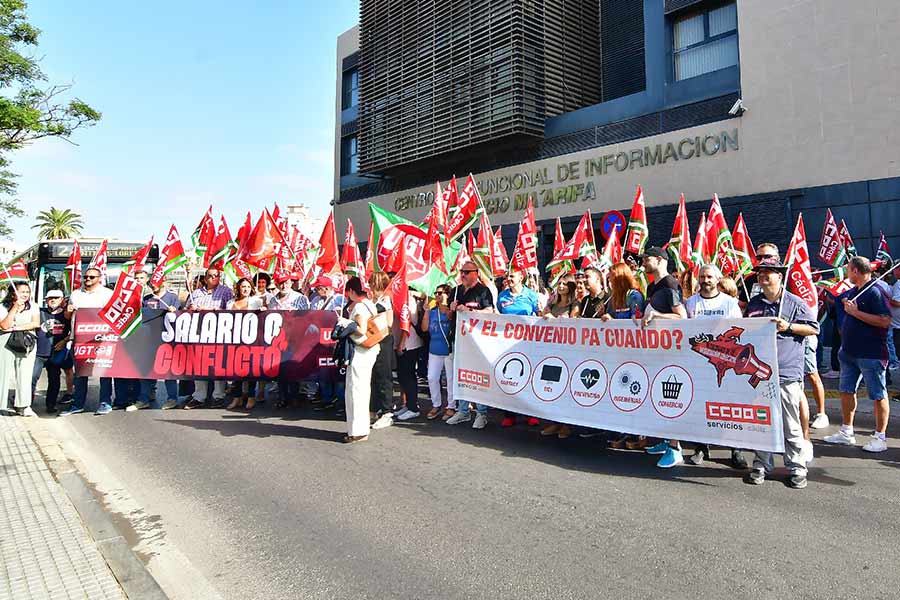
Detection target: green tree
<box><xmin>0</xmin><ymin>0</ymin><xmax>101</xmax><ymax>238</ymax></box>
<box><xmin>31</xmin><ymin>206</ymin><xmax>83</xmax><ymax>239</ymax></box>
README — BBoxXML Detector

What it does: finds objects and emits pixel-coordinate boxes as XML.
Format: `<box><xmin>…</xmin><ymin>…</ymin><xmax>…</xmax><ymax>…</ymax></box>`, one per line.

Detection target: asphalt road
<box><xmin>41</xmin><ymin>390</ymin><xmax>900</xmax><ymax>600</ymax></box>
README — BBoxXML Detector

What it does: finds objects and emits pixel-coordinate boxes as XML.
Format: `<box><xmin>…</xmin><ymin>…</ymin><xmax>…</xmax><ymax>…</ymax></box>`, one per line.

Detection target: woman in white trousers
<box><xmin>0</xmin><ymin>282</ymin><xmax>40</xmax><ymax>416</ymax></box>
<box><xmin>343</xmin><ymin>277</ymin><xmax>380</xmax><ymax>442</ymax></box>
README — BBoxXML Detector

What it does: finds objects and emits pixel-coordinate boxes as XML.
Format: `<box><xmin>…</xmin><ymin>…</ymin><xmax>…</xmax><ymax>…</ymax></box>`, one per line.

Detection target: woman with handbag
<box><xmin>32</xmin><ymin>289</ymin><xmax>71</xmax><ymax>413</ymax></box>
<box><xmin>421</xmin><ymin>284</ymin><xmax>456</xmax><ymax>420</ymax></box>
<box><xmin>0</xmin><ymin>282</ymin><xmax>41</xmax><ymax>416</ymax></box>
<box><xmin>343</xmin><ymin>276</ymin><xmax>381</xmax><ymax>442</ymax></box>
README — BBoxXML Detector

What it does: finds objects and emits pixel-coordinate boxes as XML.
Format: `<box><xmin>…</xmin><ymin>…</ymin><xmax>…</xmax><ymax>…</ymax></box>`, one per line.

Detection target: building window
<box><xmin>673</xmin><ymin>2</ymin><xmax>738</xmax><ymax>81</ymax></box>
<box><xmin>342</xmin><ymin>68</ymin><xmax>359</xmax><ymax>109</ymax></box>
<box><xmin>340</xmin><ymin>135</ymin><xmax>358</xmax><ymax>175</ymax></box>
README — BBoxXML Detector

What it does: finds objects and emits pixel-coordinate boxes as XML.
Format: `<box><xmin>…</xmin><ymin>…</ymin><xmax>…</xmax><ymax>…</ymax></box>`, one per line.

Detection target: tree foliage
<box><xmin>31</xmin><ymin>206</ymin><xmax>83</xmax><ymax>239</ymax></box>
<box><xmin>0</xmin><ymin>0</ymin><xmax>101</xmax><ymax>237</ymax></box>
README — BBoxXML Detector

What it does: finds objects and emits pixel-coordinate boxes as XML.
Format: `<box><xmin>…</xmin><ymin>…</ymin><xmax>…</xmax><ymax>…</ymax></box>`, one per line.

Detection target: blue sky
<box><xmin>9</xmin><ymin>1</ymin><xmax>359</xmax><ymax>248</ymax></box>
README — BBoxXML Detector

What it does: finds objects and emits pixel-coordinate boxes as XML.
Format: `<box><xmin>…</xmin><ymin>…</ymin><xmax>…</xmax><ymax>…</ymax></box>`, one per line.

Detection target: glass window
<box><xmin>673</xmin><ymin>2</ymin><xmax>739</xmax><ymax>81</ymax></box>
<box><xmin>341</xmin><ymin>136</ymin><xmax>358</xmax><ymax>175</ymax></box>
<box><xmin>341</xmin><ymin>69</ymin><xmax>359</xmax><ymax>109</ymax></box>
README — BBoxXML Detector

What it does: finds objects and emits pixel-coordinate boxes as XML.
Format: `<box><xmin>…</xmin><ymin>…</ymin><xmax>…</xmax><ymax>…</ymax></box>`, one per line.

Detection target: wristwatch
<box><xmin>786</xmin><ymin>323</ymin><xmax>793</xmax><ymax>334</ymax></box>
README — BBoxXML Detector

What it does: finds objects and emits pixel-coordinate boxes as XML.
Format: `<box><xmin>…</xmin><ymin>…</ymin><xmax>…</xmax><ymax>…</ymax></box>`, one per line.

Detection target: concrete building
<box><xmin>334</xmin><ymin>1</ymin><xmax>900</xmax><ymax>268</ymax></box>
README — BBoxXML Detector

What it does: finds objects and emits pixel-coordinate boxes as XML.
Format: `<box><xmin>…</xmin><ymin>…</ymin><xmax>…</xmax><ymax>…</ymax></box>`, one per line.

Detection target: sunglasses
<box><xmin>84</xmin><ymin>275</ymin><xmax>99</xmax><ymax>280</ymax></box>
<box><xmin>461</xmin><ymin>269</ymin><xmax>477</xmax><ymax>274</ymax></box>
<box><xmin>436</xmin><ymin>290</ymin><xmax>449</xmax><ymax>295</ymax></box>
<box><xmin>206</xmin><ymin>273</ymin><xmax>220</xmax><ymax>278</ymax></box>
<box><xmin>756</xmin><ymin>253</ymin><xmax>777</xmax><ymax>260</ymax></box>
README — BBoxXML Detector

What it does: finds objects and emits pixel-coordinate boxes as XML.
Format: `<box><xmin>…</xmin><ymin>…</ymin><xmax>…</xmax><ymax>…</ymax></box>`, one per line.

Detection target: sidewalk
<box><xmin>0</xmin><ymin>414</ymin><xmax>125</xmax><ymax>600</ymax></box>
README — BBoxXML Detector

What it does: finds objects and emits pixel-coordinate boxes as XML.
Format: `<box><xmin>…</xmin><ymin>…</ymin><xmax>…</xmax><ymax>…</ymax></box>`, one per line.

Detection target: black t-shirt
<box><xmin>579</xmin><ymin>292</ymin><xmax>606</xmax><ymax>319</ymax></box>
<box><xmin>646</xmin><ymin>275</ymin><xmax>682</xmax><ymax>314</ymax></box>
<box><xmin>453</xmin><ymin>282</ymin><xmax>495</xmax><ymax>312</ymax></box>
<box><xmin>37</xmin><ymin>308</ymin><xmax>70</xmax><ymax>358</ymax></box>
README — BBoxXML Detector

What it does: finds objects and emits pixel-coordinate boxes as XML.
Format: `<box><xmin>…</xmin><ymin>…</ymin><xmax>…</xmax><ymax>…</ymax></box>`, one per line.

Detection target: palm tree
<box><xmin>31</xmin><ymin>207</ymin><xmax>85</xmax><ymax>240</ymax></box>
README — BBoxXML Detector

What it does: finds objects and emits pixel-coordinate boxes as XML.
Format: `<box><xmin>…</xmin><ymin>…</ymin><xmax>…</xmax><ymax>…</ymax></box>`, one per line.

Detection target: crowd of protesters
<box><xmin>9</xmin><ymin>242</ymin><xmax>899</xmax><ymax>489</ymax></box>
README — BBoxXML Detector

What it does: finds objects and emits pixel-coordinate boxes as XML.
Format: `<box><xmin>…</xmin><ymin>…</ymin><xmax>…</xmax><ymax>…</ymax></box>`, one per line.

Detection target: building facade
<box><xmin>334</xmin><ymin>1</ymin><xmax>900</xmax><ymax>268</ymax></box>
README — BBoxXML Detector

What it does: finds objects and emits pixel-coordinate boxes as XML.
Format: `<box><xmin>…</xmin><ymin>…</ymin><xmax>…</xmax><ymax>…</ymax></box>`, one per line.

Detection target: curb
<box><xmin>26</xmin><ymin>419</ymin><xmax>169</xmax><ymax>600</ymax></box>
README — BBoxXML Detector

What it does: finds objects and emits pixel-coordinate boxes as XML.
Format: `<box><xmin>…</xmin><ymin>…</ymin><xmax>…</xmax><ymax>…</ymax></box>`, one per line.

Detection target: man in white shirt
<box><xmin>59</xmin><ymin>267</ymin><xmax>115</xmax><ymax>416</ymax></box>
<box><xmin>684</xmin><ymin>264</ymin><xmax>747</xmax><ymax>468</ymax></box>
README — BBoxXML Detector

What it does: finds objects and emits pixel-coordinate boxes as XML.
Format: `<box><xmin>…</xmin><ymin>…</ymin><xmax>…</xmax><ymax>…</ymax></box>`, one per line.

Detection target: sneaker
<box><xmin>687</xmin><ymin>447</ymin><xmax>707</xmax><ymax>466</ymax></box>
<box><xmin>134</xmin><ymin>401</ymin><xmax>150</xmax><ymax>410</ymax></box>
<box><xmin>809</xmin><ymin>413</ymin><xmax>830</xmax><ymax>429</ymax></box>
<box><xmin>183</xmin><ymin>398</ymin><xmax>204</xmax><ymax>410</ymax></box>
<box><xmin>730</xmin><ymin>449</ymin><xmax>749</xmax><ymax>470</ymax></box>
<box><xmin>657</xmin><ymin>446</ymin><xmax>683</xmax><ymax>468</ymax></box>
<box><xmin>446</xmin><ymin>411</ymin><xmax>471</xmax><ymax>425</ymax></box>
<box><xmin>161</xmin><ymin>399</ymin><xmax>179</xmax><ymax>410</ymax></box>
<box><xmin>393</xmin><ymin>407</ymin><xmax>410</xmax><ymax>419</ymax></box>
<box><xmin>500</xmin><ymin>416</ymin><xmax>515</xmax><ymax>428</ymax></box>
<box><xmin>397</xmin><ymin>410</ymin><xmax>420</xmax><ymax>421</ymax></box>
<box><xmin>746</xmin><ymin>469</ymin><xmax>766</xmax><ymax>485</ymax></box>
<box><xmin>645</xmin><ymin>441</ymin><xmax>670</xmax><ymax>455</ymax></box>
<box><xmin>124</xmin><ymin>404</ymin><xmax>138</xmax><ymax>412</ymax></box>
<box><xmin>371</xmin><ymin>413</ymin><xmax>394</xmax><ymax>430</ymax></box>
<box><xmin>95</xmin><ymin>403</ymin><xmax>112</xmax><ymax>416</ymax></box>
<box><xmin>472</xmin><ymin>413</ymin><xmax>488</xmax><ymax>429</ymax></box>
<box><xmin>862</xmin><ymin>435</ymin><xmax>888</xmax><ymax>453</ymax></box>
<box><xmin>58</xmin><ymin>406</ymin><xmax>84</xmax><ymax>416</ymax></box>
<box><xmin>820</xmin><ymin>369</ymin><xmax>840</xmax><ymax>379</ymax></box>
<box><xmin>824</xmin><ymin>430</ymin><xmax>856</xmax><ymax>446</ymax></box>
<box><xmin>788</xmin><ymin>473</ymin><xmax>808</xmax><ymax>489</ymax></box>
<box><xmin>540</xmin><ymin>424</ymin><xmax>561</xmax><ymax>436</ymax></box>
<box><xmin>441</xmin><ymin>409</ymin><xmax>456</xmax><ymax>421</ymax></box>
<box><xmin>18</xmin><ymin>407</ymin><xmax>37</xmax><ymax>417</ymax></box>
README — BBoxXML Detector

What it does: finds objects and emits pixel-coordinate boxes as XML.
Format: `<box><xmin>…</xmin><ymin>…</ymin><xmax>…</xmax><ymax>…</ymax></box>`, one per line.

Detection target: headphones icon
<box><xmin>502</xmin><ymin>358</ymin><xmax>525</xmax><ymax>378</ymax></box>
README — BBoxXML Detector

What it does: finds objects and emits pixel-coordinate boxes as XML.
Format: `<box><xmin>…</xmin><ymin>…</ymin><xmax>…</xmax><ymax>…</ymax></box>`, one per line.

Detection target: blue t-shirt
<box><xmin>143</xmin><ymin>291</ymin><xmax>179</xmax><ymax>310</ymax></box>
<box><xmin>606</xmin><ymin>289</ymin><xmax>645</xmax><ymax>319</ymax></box>
<box><xmin>840</xmin><ymin>285</ymin><xmax>890</xmax><ymax>360</ymax></box>
<box><xmin>428</xmin><ymin>307</ymin><xmax>452</xmax><ymax>356</ymax></box>
<box><xmin>497</xmin><ymin>286</ymin><xmax>540</xmax><ymax>316</ymax></box>
<box><xmin>36</xmin><ymin>308</ymin><xmax>70</xmax><ymax>358</ymax></box>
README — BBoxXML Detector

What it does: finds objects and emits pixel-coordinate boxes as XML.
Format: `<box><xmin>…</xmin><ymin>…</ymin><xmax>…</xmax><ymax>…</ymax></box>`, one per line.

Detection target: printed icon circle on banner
<box><xmin>494</xmin><ymin>352</ymin><xmax>532</xmax><ymax>396</ymax></box>
<box><xmin>600</xmin><ymin>210</ymin><xmax>626</xmax><ymax>241</ymax></box>
<box><xmin>569</xmin><ymin>359</ymin><xmax>608</xmax><ymax>407</ymax></box>
<box><xmin>530</xmin><ymin>356</ymin><xmax>569</xmax><ymax>402</ymax></box>
<box><xmin>608</xmin><ymin>361</ymin><xmax>649</xmax><ymax>412</ymax></box>
<box><xmin>650</xmin><ymin>365</ymin><xmax>694</xmax><ymax>419</ymax></box>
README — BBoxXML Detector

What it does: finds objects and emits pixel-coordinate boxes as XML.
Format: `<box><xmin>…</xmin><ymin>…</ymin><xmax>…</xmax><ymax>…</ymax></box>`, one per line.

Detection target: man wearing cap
<box><xmin>744</xmin><ymin>257</ymin><xmax>819</xmax><ymax>488</ymax></box>
<box><xmin>309</xmin><ymin>275</ymin><xmax>344</xmax><ymax>312</ymax></box>
<box><xmin>823</xmin><ymin>256</ymin><xmax>892</xmax><ymax>452</ymax></box>
<box><xmin>60</xmin><ymin>267</ymin><xmax>115</xmax><ymax>416</ymax></box>
<box><xmin>32</xmin><ymin>289</ymin><xmax>71</xmax><ymax>413</ymax></box>
<box><xmin>269</xmin><ymin>272</ymin><xmax>310</xmax><ymax>310</ymax></box>
<box><xmin>639</xmin><ymin>246</ymin><xmax>688</xmax><ymax>468</ymax></box>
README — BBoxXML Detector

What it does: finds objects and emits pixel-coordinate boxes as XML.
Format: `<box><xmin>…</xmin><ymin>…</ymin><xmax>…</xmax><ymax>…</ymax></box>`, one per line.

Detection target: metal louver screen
<box><xmin>600</xmin><ymin>0</ymin><xmax>646</xmax><ymax>102</ymax></box>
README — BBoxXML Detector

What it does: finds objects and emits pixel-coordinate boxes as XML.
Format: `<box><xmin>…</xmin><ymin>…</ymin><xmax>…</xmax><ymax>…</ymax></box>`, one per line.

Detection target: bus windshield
<box><xmin>39</xmin><ymin>263</ymin><xmax>134</xmax><ymax>297</ymax></box>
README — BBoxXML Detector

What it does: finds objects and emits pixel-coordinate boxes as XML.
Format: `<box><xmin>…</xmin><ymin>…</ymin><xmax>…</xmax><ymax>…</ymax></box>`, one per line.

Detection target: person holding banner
<box><xmin>0</xmin><ymin>282</ymin><xmax>40</xmax><ymax>416</ymax></box>
<box><xmin>571</xmin><ymin>267</ymin><xmax>607</xmax><ymax>319</ymax></box>
<box><xmin>446</xmin><ymin>261</ymin><xmax>495</xmax><ymax>429</ymax></box>
<box><xmin>269</xmin><ymin>273</ymin><xmax>309</xmax><ymax>408</ymax></box>
<box><xmin>497</xmin><ymin>269</ymin><xmax>542</xmax><ymax>429</ymax></box>
<box><xmin>183</xmin><ymin>268</ymin><xmax>232</xmax><ymax>410</ymax></box>
<box><xmin>745</xmin><ymin>257</ymin><xmax>819</xmax><ymax>488</ymax></box>
<box><xmin>32</xmin><ymin>289</ymin><xmax>71</xmax><ymax>414</ymax></box>
<box><xmin>226</xmin><ymin>278</ymin><xmax>266</xmax><ymax>411</ymax></box>
<box><xmin>823</xmin><ymin>257</ymin><xmax>892</xmax><ymax>453</ymax></box>
<box><xmin>422</xmin><ymin>285</ymin><xmax>456</xmax><ymax>421</ymax></box>
<box><xmin>639</xmin><ymin>247</ymin><xmax>688</xmax><ymax>468</ymax></box>
<box><xmin>137</xmin><ymin>278</ymin><xmax>180</xmax><ymax>410</ymax></box>
<box><xmin>343</xmin><ymin>276</ymin><xmax>380</xmax><ymax>442</ymax></box>
<box><xmin>683</xmin><ymin>264</ymin><xmax>748</xmax><ymax>469</ymax></box>
<box><xmin>61</xmin><ymin>267</ymin><xmax>115</xmax><ymax>416</ymax></box>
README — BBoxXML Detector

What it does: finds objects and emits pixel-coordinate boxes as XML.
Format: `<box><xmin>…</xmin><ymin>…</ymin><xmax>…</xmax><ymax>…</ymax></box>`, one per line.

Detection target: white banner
<box><xmin>453</xmin><ymin>313</ymin><xmax>784</xmax><ymax>453</ymax></box>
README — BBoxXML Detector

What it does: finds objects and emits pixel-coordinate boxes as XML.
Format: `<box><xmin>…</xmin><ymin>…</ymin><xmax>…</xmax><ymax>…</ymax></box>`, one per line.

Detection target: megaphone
<box><xmin>735</xmin><ymin>346</ymin><xmax>772</xmax><ymax>388</ymax></box>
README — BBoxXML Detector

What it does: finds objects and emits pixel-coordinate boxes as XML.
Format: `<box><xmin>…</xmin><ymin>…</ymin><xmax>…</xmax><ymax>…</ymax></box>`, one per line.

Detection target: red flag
<box><xmin>242</xmin><ymin>209</ymin><xmax>282</xmax><ymax>270</ymax></box>
<box><xmin>207</xmin><ymin>216</ymin><xmax>235</xmax><ymax>270</ymax></box>
<box><xmin>492</xmin><ymin>227</ymin><xmax>509</xmax><ymax>276</ymax></box>
<box><xmin>446</xmin><ymin>173</ymin><xmax>483</xmax><ymax>241</ymax></box>
<box><xmin>548</xmin><ymin>217</ymin><xmax>574</xmax><ymax>286</ymax></box>
<box><xmin>664</xmin><ymin>194</ymin><xmax>692</xmax><ymax>271</ymax></box>
<box><xmin>818</xmin><ymin>209</ymin><xmax>845</xmax><ymax>266</ymax></box>
<box><xmin>510</xmin><ymin>197</ymin><xmax>538</xmax><ymax>272</ymax></box>
<box><xmin>342</xmin><ymin>219</ymin><xmax>364</xmax><ymax>278</ymax></box>
<box><xmin>838</xmin><ymin>219</ymin><xmax>857</xmax><ymax>256</ymax></box>
<box><xmin>624</xmin><ymin>185</ymin><xmax>648</xmax><ymax>254</ymax></box>
<box><xmin>785</xmin><ymin>213</ymin><xmax>817</xmax><ymax>309</ymax></box>
<box><xmin>423</xmin><ymin>211</ymin><xmax>446</xmax><ymax>273</ymax></box>
<box><xmin>731</xmin><ymin>212</ymin><xmax>756</xmax><ymax>276</ymax></box>
<box><xmin>235</xmin><ymin>212</ymin><xmax>252</xmax><ymax>252</ymax></box>
<box><xmin>547</xmin><ymin>211</ymin><xmax>597</xmax><ymax>270</ymax></box>
<box><xmin>88</xmin><ymin>240</ymin><xmax>109</xmax><ymax>286</ymax></box>
<box><xmin>271</xmin><ymin>203</ymin><xmax>289</xmax><ymax>237</ymax></box>
<box><xmin>192</xmin><ymin>206</ymin><xmax>216</xmax><ymax>266</ymax></box>
<box><xmin>316</xmin><ymin>212</ymin><xmax>340</xmax><ymax>275</ymax></box>
<box><xmin>65</xmin><ymin>239</ymin><xmax>82</xmax><ymax>294</ymax></box>
<box><xmin>876</xmin><ymin>231</ymin><xmax>892</xmax><ymax>263</ymax></box>
<box><xmin>422</xmin><ymin>181</ymin><xmax>449</xmax><ymax>232</ymax></box>
<box><xmin>363</xmin><ymin>220</ymin><xmax>375</xmax><ymax>284</ymax></box>
<box><xmin>598</xmin><ymin>224</ymin><xmax>623</xmax><ymax>272</ymax></box>
<box><xmin>707</xmin><ymin>195</ymin><xmax>737</xmax><ymax>274</ymax></box>
<box><xmin>387</xmin><ymin>243</ymin><xmax>410</xmax><ymax>334</ymax></box>
<box><xmin>99</xmin><ymin>239</ymin><xmax>153</xmax><ymax>339</ymax></box>
<box><xmin>150</xmin><ymin>225</ymin><xmax>188</xmax><ymax>288</ymax></box>
<box><xmin>691</xmin><ymin>213</ymin><xmax>709</xmax><ymax>276</ymax></box>
<box><xmin>0</xmin><ymin>260</ymin><xmax>28</xmax><ymax>286</ymax></box>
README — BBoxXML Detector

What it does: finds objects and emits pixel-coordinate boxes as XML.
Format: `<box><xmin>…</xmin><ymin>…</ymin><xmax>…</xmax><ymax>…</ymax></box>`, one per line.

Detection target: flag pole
<box><xmin>853</xmin><ymin>258</ymin><xmax>900</xmax><ymax>298</ymax></box>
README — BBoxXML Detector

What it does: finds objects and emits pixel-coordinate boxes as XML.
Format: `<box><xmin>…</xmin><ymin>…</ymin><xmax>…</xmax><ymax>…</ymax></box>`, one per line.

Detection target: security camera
<box><xmin>728</xmin><ymin>98</ymin><xmax>746</xmax><ymax>116</ymax></box>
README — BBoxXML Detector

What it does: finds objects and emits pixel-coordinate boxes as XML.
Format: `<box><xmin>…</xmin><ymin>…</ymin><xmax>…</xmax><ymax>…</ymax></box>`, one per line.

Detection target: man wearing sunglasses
<box><xmin>446</xmin><ymin>261</ymin><xmax>495</xmax><ymax>429</ymax></box>
<box><xmin>183</xmin><ymin>268</ymin><xmax>234</xmax><ymax>409</ymax></box>
<box><xmin>59</xmin><ymin>267</ymin><xmax>115</xmax><ymax>416</ymax></box>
